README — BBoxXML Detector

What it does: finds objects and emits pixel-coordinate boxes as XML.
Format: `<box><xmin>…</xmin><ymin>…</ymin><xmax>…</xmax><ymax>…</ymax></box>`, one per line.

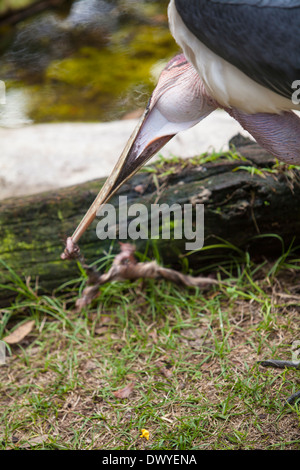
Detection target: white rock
<box><xmin>0</xmin><ymin>110</ymin><xmax>251</xmax><ymax>200</ymax></box>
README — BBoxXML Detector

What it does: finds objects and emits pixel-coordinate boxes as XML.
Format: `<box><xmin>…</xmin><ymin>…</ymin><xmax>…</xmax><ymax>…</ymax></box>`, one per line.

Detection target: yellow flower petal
<box><xmin>140</xmin><ymin>429</ymin><xmax>150</xmax><ymax>440</ymax></box>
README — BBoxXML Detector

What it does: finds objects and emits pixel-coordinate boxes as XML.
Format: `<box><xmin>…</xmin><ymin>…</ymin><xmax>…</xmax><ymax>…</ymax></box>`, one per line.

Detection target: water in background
<box><xmin>0</xmin><ymin>0</ymin><xmax>179</xmax><ymax>127</ymax></box>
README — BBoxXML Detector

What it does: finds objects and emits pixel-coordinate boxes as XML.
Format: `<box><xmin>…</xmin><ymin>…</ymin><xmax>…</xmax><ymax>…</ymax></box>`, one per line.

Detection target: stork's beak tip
<box><xmin>61</xmin><ymin>237</ymin><xmax>81</xmax><ymax>260</ymax></box>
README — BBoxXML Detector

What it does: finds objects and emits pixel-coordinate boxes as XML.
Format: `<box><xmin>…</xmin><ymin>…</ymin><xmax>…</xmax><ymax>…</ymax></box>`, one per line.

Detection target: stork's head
<box><xmin>71</xmin><ymin>54</ymin><xmax>217</xmax><ymax>244</ymax></box>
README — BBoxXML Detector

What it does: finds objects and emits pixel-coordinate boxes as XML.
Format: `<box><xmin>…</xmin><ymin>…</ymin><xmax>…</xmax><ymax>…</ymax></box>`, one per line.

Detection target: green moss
<box><xmin>28</xmin><ymin>24</ymin><xmax>179</xmax><ymax>122</ymax></box>
<box><xmin>1</xmin><ymin>232</ymin><xmax>19</xmax><ymax>254</ymax></box>
<box><xmin>127</xmin><ymin>25</ymin><xmax>178</xmax><ymax>59</ymax></box>
<box><xmin>0</xmin><ymin>1</ymin><xmax>180</xmax><ymax>123</ymax></box>
<box><xmin>0</xmin><ymin>230</ymin><xmax>40</xmax><ymax>255</ymax></box>
<box><xmin>46</xmin><ymin>46</ymin><xmax>151</xmax><ymax>95</ymax></box>
<box><xmin>0</xmin><ymin>0</ymin><xmax>34</xmax><ymax>15</ymax></box>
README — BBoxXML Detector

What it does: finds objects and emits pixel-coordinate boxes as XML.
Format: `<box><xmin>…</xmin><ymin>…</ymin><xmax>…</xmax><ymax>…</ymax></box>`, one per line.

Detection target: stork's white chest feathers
<box><xmin>168</xmin><ymin>0</ymin><xmax>300</xmax><ymax>114</ymax></box>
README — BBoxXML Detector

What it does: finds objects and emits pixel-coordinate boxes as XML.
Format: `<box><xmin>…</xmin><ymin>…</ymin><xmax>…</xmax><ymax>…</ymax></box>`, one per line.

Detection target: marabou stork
<box><xmin>62</xmin><ymin>0</ymin><xmax>300</xmax><ymax>402</ymax></box>
<box><xmin>66</xmin><ymin>0</ymin><xmax>300</xmax><ymax>248</ymax></box>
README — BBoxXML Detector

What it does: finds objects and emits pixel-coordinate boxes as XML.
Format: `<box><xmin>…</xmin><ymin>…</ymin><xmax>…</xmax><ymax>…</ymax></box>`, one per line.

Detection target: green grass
<box><xmin>0</xmin><ymin>242</ymin><xmax>299</xmax><ymax>450</ymax></box>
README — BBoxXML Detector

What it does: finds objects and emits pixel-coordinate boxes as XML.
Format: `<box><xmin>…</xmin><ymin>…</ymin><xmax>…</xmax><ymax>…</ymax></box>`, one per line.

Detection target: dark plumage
<box><xmin>175</xmin><ymin>0</ymin><xmax>300</xmax><ymax>99</ymax></box>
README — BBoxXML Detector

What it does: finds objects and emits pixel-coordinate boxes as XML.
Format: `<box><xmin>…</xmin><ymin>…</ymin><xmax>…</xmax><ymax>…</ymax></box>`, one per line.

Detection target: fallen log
<box><xmin>1</xmin><ymin>135</ymin><xmax>300</xmax><ymax>305</ymax></box>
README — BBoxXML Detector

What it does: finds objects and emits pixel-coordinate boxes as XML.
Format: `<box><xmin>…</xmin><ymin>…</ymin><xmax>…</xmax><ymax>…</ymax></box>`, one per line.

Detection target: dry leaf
<box><xmin>148</xmin><ymin>329</ymin><xmax>158</xmax><ymax>344</ymax></box>
<box><xmin>156</xmin><ymin>359</ymin><xmax>173</xmax><ymax>378</ymax></box>
<box><xmin>160</xmin><ymin>366</ymin><xmax>173</xmax><ymax>378</ymax></box>
<box><xmin>134</xmin><ymin>184</ymin><xmax>145</xmax><ymax>194</ymax></box>
<box><xmin>19</xmin><ymin>434</ymin><xmax>48</xmax><ymax>448</ymax></box>
<box><xmin>94</xmin><ymin>326</ymin><xmax>108</xmax><ymax>336</ymax></box>
<box><xmin>99</xmin><ymin>316</ymin><xmax>112</xmax><ymax>325</ymax></box>
<box><xmin>127</xmin><ymin>373</ymin><xmax>138</xmax><ymax>382</ymax></box>
<box><xmin>3</xmin><ymin>320</ymin><xmax>35</xmax><ymax>345</ymax></box>
<box><xmin>84</xmin><ymin>360</ymin><xmax>98</xmax><ymax>371</ymax></box>
<box><xmin>113</xmin><ymin>382</ymin><xmax>135</xmax><ymax>398</ymax></box>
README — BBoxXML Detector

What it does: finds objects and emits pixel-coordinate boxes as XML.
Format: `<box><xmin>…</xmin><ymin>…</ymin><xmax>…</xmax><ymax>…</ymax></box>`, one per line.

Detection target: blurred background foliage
<box><xmin>0</xmin><ymin>0</ymin><xmax>180</xmax><ymax>124</ymax></box>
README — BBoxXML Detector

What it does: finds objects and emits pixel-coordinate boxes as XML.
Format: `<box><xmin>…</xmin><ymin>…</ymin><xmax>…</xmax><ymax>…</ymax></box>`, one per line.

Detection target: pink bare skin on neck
<box><xmin>226</xmin><ymin>107</ymin><xmax>300</xmax><ymax>165</ymax></box>
<box><xmin>169</xmin><ymin>57</ymin><xmax>300</xmax><ymax>165</ymax></box>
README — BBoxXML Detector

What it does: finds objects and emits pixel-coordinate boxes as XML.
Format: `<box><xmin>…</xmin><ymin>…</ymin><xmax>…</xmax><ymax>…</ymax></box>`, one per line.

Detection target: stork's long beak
<box><xmin>71</xmin><ymin>106</ymin><xmax>177</xmax><ymax>244</ymax></box>
<box><xmin>67</xmin><ymin>54</ymin><xmax>216</xmax><ymax>248</ymax></box>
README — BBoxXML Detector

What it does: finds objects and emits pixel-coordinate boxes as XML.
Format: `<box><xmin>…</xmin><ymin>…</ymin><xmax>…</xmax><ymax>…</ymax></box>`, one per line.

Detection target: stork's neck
<box><xmin>226</xmin><ymin>107</ymin><xmax>300</xmax><ymax>165</ymax></box>
<box><xmin>150</xmin><ymin>54</ymin><xmax>218</xmax><ymax>126</ymax></box>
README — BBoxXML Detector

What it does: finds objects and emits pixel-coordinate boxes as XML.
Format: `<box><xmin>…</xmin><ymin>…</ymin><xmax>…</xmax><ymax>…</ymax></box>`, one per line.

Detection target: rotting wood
<box><xmin>1</xmin><ymin>135</ymin><xmax>300</xmax><ymax>305</ymax></box>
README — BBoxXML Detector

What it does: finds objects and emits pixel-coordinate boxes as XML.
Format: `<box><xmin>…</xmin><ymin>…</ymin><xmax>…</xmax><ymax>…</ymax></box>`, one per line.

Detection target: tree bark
<box><xmin>1</xmin><ymin>135</ymin><xmax>300</xmax><ymax>305</ymax></box>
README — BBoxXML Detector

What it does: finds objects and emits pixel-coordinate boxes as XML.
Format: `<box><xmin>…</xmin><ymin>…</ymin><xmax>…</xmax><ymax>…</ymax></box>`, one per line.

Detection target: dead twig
<box><xmin>66</xmin><ymin>241</ymin><xmax>222</xmax><ymax>311</ymax></box>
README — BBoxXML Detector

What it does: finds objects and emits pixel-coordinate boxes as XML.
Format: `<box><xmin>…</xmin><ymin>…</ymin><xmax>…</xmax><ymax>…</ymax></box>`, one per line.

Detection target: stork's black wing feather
<box><xmin>175</xmin><ymin>0</ymin><xmax>300</xmax><ymax>99</ymax></box>
<box><xmin>210</xmin><ymin>0</ymin><xmax>300</xmax><ymax>7</ymax></box>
